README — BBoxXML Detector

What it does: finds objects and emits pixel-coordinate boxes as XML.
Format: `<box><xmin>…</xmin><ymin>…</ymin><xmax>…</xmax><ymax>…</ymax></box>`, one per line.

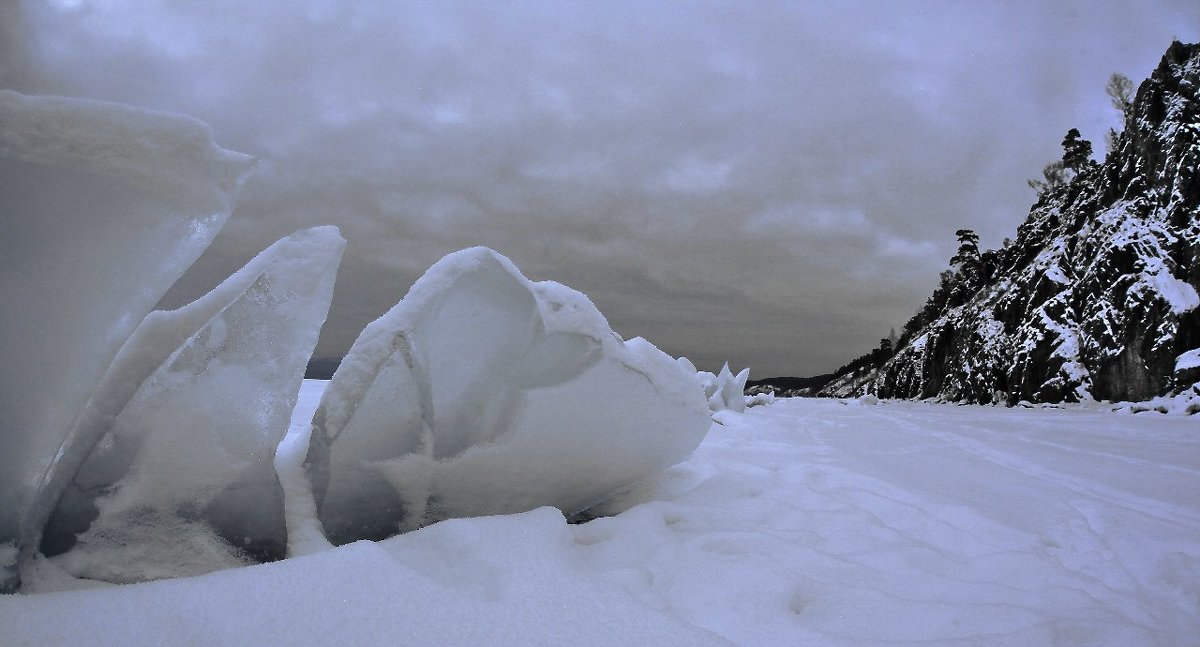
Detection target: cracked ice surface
<box><xmin>7</xmin><ymin>396</ymin><xmax>1198</xmax><ymax>646</ymax></box>
<box><xmin>305</xmin><ymin>247</ymin><xmax>711</xmax><ymax>545</ymax></box>
<box><xmin>0</xmin><ymin>91</ymin><xmax>254</xmax><ymax>585</ymax></box>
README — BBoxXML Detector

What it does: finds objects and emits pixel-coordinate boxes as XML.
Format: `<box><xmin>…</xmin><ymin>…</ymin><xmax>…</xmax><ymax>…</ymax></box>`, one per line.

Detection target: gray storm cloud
<box><xmin>7</xmin><ymin>0</ymin><xmax>1198</xmax><ymax>376</ymax></box>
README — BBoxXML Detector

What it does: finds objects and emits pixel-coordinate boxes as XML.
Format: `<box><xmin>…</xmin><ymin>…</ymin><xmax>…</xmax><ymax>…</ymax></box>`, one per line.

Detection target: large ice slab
<box><xmin>306</xmin><ymin>248</ymin><xmax>711</xmax><ymax>545</ymax></box>
<box><xmin>46</xmin><ymin>227</ymin><xmax>345</xmax><ymax>583</ymax></box>
<box><xmin>0</xmin><ymin>91</ymin><xmax>254</xmax><ymax>589</ymax></box>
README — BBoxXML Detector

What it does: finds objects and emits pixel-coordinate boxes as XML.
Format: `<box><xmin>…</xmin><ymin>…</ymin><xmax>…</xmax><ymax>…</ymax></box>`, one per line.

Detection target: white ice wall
<box><xmin>0</xmin><ymin>91</ymin><xmax>254</xmax><ymax>588</ymax></box>
<box><xmin>50</xmin><ymin>228</ymin><xmax>345</xmax><ymax>582</ymax></box>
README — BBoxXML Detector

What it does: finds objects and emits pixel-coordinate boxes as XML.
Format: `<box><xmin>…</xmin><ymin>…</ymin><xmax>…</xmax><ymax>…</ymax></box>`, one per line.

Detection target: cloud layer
<box><xmin>8</xmin><ymin>0</ymin><xmax>1198</xmax><ymax>375</ymax></box>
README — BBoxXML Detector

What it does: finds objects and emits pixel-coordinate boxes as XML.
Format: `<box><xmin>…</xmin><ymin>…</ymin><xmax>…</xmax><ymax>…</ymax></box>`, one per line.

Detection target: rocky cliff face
<box><xmin>822</xmin><ymin>41</ymin><xmax>1200</xmax><ymax>404</ymax></box>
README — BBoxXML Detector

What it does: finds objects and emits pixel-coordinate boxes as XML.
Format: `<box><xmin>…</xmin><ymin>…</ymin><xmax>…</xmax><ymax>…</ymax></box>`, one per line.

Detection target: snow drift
<box><xmin>0</xmin><ymin>91</ymin><xmax>254</xmax><ymax>589</ymax></box>
<box><xmin>305</xmin><ymin>248</ymin><xmax>712</xmax><ymax>545</ymax></box>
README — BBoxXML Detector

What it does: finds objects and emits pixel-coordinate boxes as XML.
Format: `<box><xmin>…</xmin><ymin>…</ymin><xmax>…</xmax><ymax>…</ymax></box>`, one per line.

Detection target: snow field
<box><xmin>7</xmin><ymin>391</ymin><xmax>1197</xmax><ymax>646</ymax></box>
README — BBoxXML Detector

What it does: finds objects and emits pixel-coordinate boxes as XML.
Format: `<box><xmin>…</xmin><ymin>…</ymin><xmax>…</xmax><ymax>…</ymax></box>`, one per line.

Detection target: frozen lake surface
<box><xmin>4</xmin><ymin>387</ymin><xmax>1198</xmax><ymax>646</ymax></box>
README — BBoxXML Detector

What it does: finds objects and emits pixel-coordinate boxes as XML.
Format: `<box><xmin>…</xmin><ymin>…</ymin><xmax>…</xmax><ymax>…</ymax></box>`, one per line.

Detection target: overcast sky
<box><xmin>4</xmin><ymin>0</ymin><xmax>1198</xmax><ymax>376</ymax></box>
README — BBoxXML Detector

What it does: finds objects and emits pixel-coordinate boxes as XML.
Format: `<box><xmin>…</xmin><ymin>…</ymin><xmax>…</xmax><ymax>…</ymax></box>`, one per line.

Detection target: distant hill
<box><xmin>746</xmin><ymin>375</ymin><xmax>836</xmax><ymax>396</ymax></box>
<box><xmin>819</xmin><ymin>41</ymin><xmax>1200</xmax><ymax>404</ymax></box>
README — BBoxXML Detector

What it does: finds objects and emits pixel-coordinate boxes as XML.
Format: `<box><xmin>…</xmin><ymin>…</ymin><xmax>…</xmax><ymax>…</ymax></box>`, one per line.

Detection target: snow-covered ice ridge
<box><xmin>1</xmin><ymin>91</ymin><xmax>712</xmax><ymax>590</ymax></box>
<box><xmin>304</xmin><ymin>247</ymin><xmax>711</xmax><ymax>546</ymax></box>
<box><xmin>6</xmin><ymin>394</ymin><xmax>1198</xmax><ymax>646</ymax></box>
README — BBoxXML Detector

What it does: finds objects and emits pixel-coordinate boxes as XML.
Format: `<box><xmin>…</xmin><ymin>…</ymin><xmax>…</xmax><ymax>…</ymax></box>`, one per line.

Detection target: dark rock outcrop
<box><xmin>822</xmin><ymin>42</ymin><xmax>1200</xmax><ymax>404</ymax></box>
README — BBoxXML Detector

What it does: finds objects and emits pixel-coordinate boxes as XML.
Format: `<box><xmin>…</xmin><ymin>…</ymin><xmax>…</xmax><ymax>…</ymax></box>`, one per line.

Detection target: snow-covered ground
<box><xmin>4</xmin><ymin>385</ymin><xmax>1198</xmax><ymax>646</ymax></box>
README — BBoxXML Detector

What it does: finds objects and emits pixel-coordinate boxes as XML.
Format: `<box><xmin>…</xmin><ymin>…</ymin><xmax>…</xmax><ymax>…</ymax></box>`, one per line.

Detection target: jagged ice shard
<box><xmin>45</xmin><ymin>227</ymin><xmax>345</xmax><ymax>583</ymax></box>
<box><xmin>0</xmin><ymin>91</ymin><xmax>254</xmax><ymax>588</ymax></box>
<box><xmin>306</xmin><ymin>248</ymin><xmax>711</xmax><ymax>546</ymax></box>
<box><xmin>712</xmin><ymin>364</ymin><xmax>751</xmax><ymax>413</ymax></box>
<box><xmin>690</xmin><ymin>360</ymin><xmax>750</xmax><ymax>413</ymax></box>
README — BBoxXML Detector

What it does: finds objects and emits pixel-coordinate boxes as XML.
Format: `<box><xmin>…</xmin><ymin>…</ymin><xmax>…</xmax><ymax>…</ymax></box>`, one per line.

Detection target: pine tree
<box><xmin>951</xmin><ymin>229</ymin><xmax>980</xmax><ymax>270</ymax></box>
<box><xmin>949</xmin><ymin>229</ymin><xmax>982</xmax><ymax>303</ymax></box>
<box><xmin>873</xmin><ymin>336</ymin><xmax>893</xmax><ymax>367</ymax></box>
<box><xmin>1061</xmin><ymin>128</ymin><xmax>1093</xmax><ymax>172</ymax></box>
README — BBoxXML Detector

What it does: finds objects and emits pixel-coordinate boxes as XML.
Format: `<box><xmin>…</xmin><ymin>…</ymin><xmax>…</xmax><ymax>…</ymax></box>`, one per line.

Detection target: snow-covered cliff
<box><xmin>824</xmin><ymin>41</ymin><xmax>1200</xmax><ymax>405</ymax></box>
